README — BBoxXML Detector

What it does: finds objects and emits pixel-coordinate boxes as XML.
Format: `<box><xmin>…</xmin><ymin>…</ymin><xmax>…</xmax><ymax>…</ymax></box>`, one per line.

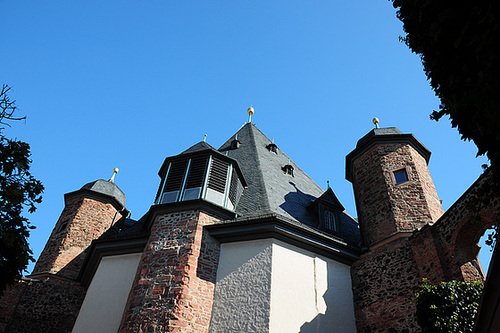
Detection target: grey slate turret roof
<box><xmin>74</xmin><ymin>179</ymin><xmax>126</xmax><ymax>209</ymax></box>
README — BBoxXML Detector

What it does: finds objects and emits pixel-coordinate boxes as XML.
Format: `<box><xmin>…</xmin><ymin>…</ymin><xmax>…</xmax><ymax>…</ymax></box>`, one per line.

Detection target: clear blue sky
<box><xmin>1</xmin><ymin>1</ymin><xmax>492</xmax><ymax>274</ymax></box>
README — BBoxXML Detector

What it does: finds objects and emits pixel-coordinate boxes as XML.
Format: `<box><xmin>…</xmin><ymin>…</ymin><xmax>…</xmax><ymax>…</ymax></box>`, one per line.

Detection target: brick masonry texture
<box><xmin>32</xmin><ymin>195</ymin><xmax>123</xmax><ymax>279</ymax></box>
<box><xmin>119</xmin><ymin>210</ymin><xmax>221</xmax><ymax>333</ymax></box>
<box><xmin>0</xmin><ymin>276</ymin><xmax>85</xmax><ymax>333</ymax></box>
<box><xmin>351</xmin><ymin>143</ymin><xmax>444</xmax><ymax>248</ymax></box>
<box><xmin>352</xmin><ymin>170</ymin><xmax>499</xmax><ymax>332</ymax></box>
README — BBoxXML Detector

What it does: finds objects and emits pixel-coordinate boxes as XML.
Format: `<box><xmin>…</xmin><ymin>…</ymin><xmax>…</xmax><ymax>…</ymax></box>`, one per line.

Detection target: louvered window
<box><xmin>207</xmin><ymin>158</ymin><xmax>229</xmax><ymax>193</ymax></box>
<box><xmin>156</xmin><ymin>153</ymin><xmax>243</xmax><ymax>211</ymax></box>
<box><xmin>160</xmin><ymin>160</ymin><xmax>188</xmax><ymax>203</ymax></box>
<box><xmin>182</xmin><ymin>157</ymin><xmax>208</xmax><ymax>201</ymax></box>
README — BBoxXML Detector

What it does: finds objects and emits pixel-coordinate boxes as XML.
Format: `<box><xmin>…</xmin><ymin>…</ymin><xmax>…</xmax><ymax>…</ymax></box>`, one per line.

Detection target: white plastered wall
<box><xmin>72</xmin><ymin>252</ymin><xmax>142</xmax><ymax>333</ymax></box>
<box><xmin>269</xmin><ymin>240</ymin><xmax>356</xmax><ymax>333</ymax></box>
<box><xmin>210</xmin><ymin>239</ymin><xmax>356</xmax><ymax>333</ymax></box>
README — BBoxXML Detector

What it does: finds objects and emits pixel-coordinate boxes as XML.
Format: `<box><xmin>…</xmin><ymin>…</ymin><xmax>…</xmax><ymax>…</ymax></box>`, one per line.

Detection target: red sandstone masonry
<box><xmin>119</xmin><ymin>210</ymin><xmax>221</xmax><ymax>333</ymax></box>
<box><xmin>32</xmin><ymin>196</ymin><xmax>121</xmax><ymax>279</ymax></box>
<box><xmin>351</xmin><ymin>171</ymin><xmax>499</xmax><ymax>332</ymax></box>
<box><xmin>352</xmin><ymin>143</ymin><xmax>443</xmax><ymax>248</ymax></box>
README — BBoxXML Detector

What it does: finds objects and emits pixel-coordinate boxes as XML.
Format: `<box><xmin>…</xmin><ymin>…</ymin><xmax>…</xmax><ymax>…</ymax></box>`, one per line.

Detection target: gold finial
<box><xmin>109</xmin><ymin>168</ymin><xmax>119</xmax><ymax>183</ymax></box>
<box><xmin>372</xmin><ymin>117</ymin><xmax>380</xmax><ymax>129</ymax></box>
<box><xmin>247</xmin><ymin>107</ymin><xmax>254</xmax><ymax>123</ymax></box>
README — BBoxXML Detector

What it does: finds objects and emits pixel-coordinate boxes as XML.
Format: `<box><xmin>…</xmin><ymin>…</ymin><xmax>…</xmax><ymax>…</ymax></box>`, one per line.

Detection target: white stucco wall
<box><xmin>210</xmin><ymin>239</ymin><xmax>273</xmax><ymax>332</ymax></box>
<box><xmin>269</xmin><ymin>240</ymin><xmax>356</xmax><ymax>333</ymax></box>
<box><xmin>210</xmin><ymin>239</ymin><xmax>356</xmax><ymax>333</ymax></box>
<box><xmin>72</xmin><ymin>252</ymin><xmax>142</xmax><ymax>333</ymax></box>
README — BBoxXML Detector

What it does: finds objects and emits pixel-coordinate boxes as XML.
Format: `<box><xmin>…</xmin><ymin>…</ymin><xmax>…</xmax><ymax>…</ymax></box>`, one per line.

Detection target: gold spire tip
<box><xmin>109</xmin><ymin>168</ymin><xmax>119</xmax><ymax>183</ymax></box>
<box><xmin>372</xmin><ymin>117</ymin><xmax>380</xmax><ymax>128</ymax></box>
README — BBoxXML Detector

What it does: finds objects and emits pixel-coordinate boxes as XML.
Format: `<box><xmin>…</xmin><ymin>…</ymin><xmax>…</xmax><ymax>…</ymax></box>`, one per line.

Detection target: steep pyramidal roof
<box><xmin>216</xmin><ymin>123</ymin><xmax>358</xmax><ymax>246</ymax></box>
<box><xmin>219</xmin><ymin>123</ymin><xmax>323</xmax><ymax>223</ymax></box>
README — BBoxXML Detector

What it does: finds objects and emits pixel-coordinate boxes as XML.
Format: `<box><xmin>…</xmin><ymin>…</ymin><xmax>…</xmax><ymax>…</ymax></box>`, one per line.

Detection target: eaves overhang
<box><xmin>346</xmin><ymin>129</ymin><xmax>431</xmax><ymax>182</ymax></box>
<box><xmin>206</xmin><ymin>214</ymin><xmax>362</xmax><ymax>265</ymax></box>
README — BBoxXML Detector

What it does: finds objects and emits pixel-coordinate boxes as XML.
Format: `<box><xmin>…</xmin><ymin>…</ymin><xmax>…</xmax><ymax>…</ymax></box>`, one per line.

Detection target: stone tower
<box><xmin>32</xmin><ymin>178</ymin><xmax>127</xmax><ymax>279</ymax></box>
<box><xmin>346</xmin><ymin>127</ymin><xmax>444</xmax><ymax>248</ymax></box>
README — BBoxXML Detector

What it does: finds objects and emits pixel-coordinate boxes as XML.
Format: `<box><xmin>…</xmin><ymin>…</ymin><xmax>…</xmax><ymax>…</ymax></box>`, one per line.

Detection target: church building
<box><xmin>0</xmin><ymin>112</ymin><xmax>498</xmax><ymax>332</ymax></box>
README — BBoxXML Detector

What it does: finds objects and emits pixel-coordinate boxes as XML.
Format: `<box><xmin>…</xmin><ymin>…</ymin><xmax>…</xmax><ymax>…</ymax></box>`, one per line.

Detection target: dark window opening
<box><xmin>266</xmin><ymin>143</ymin><xmax>278</xmax><ymax>154</ymax></box>
<box><xmin>230</xmin><ymin>139</ymin><xmax>241</xmax><ymax>150</ymax></box>
<box><xmin>394</xmin><ymin>169</ymin><xmax>409</xmax><ymax>184</ymax></box>
<box><xmin>282</xmin><ymin>164</ymin><xmax>294</xmax><ymax>176</ymax></box>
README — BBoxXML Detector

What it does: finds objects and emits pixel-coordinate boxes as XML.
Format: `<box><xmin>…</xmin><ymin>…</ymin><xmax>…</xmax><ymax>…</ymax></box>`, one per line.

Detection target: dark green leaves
<box><xmin>391</xmin><ymin>2</ymin><xmax>500</xmax><ymax>169</ymax></box>
<box><xmin>416</xmin><ymin>279</ymin><xmax>483</xmax><ymax>333</ymax></box>
<box><xmin>0</xmin><ymin>85</ymin><xmax>43</xmax><ymax>295</ymax></box>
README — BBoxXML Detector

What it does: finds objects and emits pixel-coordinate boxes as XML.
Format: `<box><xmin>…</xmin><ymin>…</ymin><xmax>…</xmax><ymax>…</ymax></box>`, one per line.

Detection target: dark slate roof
<box><xmin>219</xmin><ymin>123</ymin><xmax>360</xmax><ymax>246</ymax></box>
<box><xmin>180</xmin><ymin>141</ymin><xmax>218</xmax><ymax>154</ymax></box>
<box><xmin>80</xmin><ymin>179</ymin><xmax>126</xmax><ymax>209</ymax></box>
<box><xmin>356</xmin><ymin>127</ymin><xmax>403</xmax><ymax>148</ymax></box>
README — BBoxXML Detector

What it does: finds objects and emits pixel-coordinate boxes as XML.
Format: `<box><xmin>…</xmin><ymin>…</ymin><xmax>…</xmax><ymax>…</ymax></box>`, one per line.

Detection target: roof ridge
<box><xmin>245</xmin><ymin>123</ymin><xmax>272</xmax><ymax>211</ymax></box>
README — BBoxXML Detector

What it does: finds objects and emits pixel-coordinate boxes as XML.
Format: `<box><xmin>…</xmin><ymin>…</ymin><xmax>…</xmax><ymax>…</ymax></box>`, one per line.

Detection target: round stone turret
<box><xmin>32</xmin><ymin>179</ymin><xmax>127</xmax><ymax>279</ymax></box>
<box><xmin>346</xmin><ymin>127</ymin><xmax>444</xmax><ymax>248</ymax></box>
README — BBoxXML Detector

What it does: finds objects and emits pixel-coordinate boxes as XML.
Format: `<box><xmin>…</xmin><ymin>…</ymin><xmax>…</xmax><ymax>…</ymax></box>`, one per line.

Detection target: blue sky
<box><xmin>1</xmin><ymin>1</ymin><xmax>492</xmax><ymax>274</ymax></box>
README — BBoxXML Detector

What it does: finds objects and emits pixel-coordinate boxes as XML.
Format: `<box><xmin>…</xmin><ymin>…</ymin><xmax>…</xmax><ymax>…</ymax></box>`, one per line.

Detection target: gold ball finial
<box><xmin>247</xmin><ymin>107</ymin><xmax>254</xmax><ymax>115</ymax></box>
<box><xmin>372</xmin><ymin>117</ymin><xmax>380</xmax><ymax>128</ymax></box>
<box><xmin>109</xmin><ymin>168</ymin><xmax>119</xmax><ymax>183</ymax></box>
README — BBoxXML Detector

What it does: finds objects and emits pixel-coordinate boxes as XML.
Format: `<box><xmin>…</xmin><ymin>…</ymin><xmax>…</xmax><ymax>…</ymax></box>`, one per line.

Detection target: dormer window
<box><xmin>266</xmin><ymin>143</ymin><xmax>278</xmax><ymax>153</ymax></box>
<box><xmin>308</xmin><ymin>188</ymin><xmax>344</xmax><ymax>235</ymax></box>
<box><xmin>282</xmin><ymin>164</ymin><xmax>294</xmax><ymax>176</ymax></box>
<box><xmin>156</xmin><ymin>153</ymin><xmax>245</xmax><ymax>211</ymax></box>
<box><xmin>230</xmin><ymin>139</ymin><xmax>241</xmax><ymax>150</ymax></box>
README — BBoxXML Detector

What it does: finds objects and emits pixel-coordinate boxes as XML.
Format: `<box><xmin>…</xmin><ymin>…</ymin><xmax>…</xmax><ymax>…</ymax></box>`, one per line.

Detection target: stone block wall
<box><xmin>119</xmin><ymin>210</ymin><xmax>221</xmax><ymax>333</ymax></box>
<box><xmin>351</xmin><ymin>240</ymin><xmax>422</xmax><ymax>333</ymax></box>
<box><xmin>0</xmin><ymin>276</ymin><xmax>85</xmax><ymax>333</ymax></box>
<box><xmin>351</xmin><ymin>170</ymin><xmax>499</xmax><ymax>332</ymax></box>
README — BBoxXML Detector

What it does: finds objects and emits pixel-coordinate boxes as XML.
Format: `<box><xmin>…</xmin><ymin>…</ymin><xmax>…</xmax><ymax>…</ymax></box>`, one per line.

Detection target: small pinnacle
<box><xmin>109</xmin><ymin>168</ymin><xmax>119</xmax><ymax>183</ymax></box>
<box><xmin>247</xmin><ymin>107</ymin><xmax>254</xmax><ymax>123</ymax></box>
<box><xmin>203</xmin><ymin>134</ymin><xmax>207</xmax><ymax>142</ymax></box>
<box><xmin>373</xmin><ymin>117</ymin><xmax>380</xmax><ymax>129</ymax></box>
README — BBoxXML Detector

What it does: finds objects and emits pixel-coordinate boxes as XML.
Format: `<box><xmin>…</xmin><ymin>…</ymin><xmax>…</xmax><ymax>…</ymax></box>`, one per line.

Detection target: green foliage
<box><xmin>0</xmin><ymin>85</ymin><xmax>43</xmax><ymax>294</ymax></box>
<box><xmin>391</xmin><ymin>1</ymin><xmax>500</xmax><ymax>170</ymax></box>
<box><xmin>416</xmin><ymin>279</ymin><xmax>483</xmax><ymax>333</ymax></box>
